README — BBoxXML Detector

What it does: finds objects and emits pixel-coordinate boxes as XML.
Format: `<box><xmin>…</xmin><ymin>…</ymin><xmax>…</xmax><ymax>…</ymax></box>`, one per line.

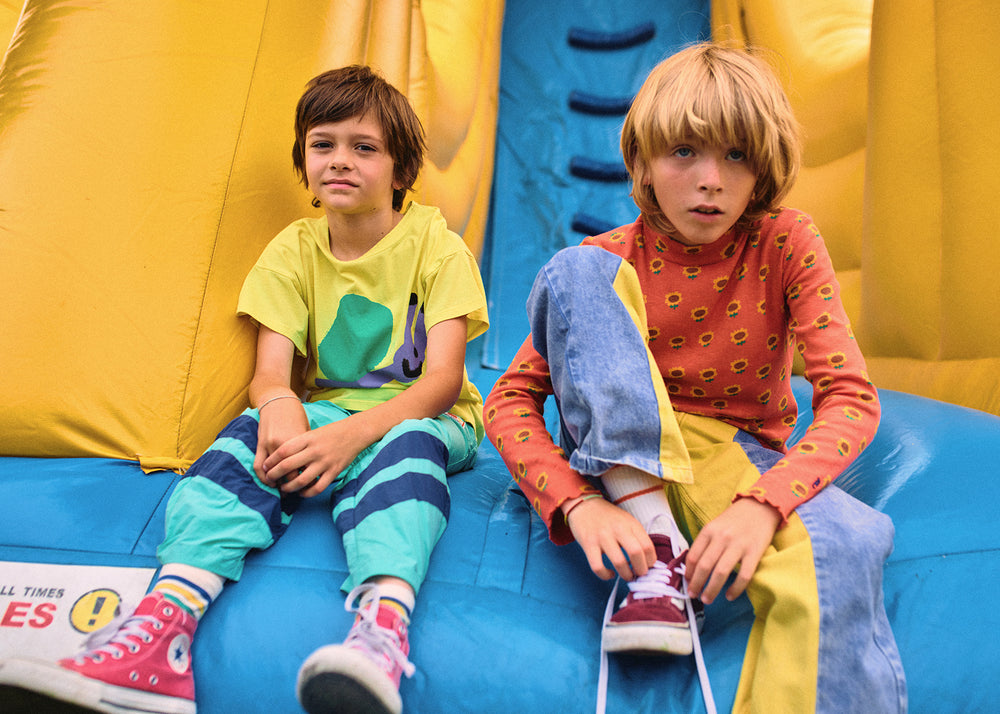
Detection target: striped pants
<box><xmin>157</xmin><ymin>400</ymin><xmax>479</xmax><ymax>594</ymax></box>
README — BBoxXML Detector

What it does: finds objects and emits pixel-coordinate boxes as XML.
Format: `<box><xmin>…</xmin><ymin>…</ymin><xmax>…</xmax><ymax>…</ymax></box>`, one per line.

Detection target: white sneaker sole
<box><xmin>0</xmin><ymin>657</ymin><xmax>196</xmax><ymax>714</ymax></box>
<box><xmin>602</xmin><ymin>622</ymin><xmax>694</xmax><ymax>655</ymax></box>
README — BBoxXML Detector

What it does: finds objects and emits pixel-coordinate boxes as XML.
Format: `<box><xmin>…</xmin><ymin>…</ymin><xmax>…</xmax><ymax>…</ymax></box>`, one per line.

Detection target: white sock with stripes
<box><xmin>153</xmin><ymin>563</ymin><xmax>225</xmax><ymax>620</ymax></box>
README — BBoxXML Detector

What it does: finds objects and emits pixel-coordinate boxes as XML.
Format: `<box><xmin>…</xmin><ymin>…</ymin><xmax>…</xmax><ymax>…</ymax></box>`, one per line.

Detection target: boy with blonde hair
<box><xmin>485</xmin><ymin>43</ymin><xmax>905</xmax><ymax>712</ymax></box>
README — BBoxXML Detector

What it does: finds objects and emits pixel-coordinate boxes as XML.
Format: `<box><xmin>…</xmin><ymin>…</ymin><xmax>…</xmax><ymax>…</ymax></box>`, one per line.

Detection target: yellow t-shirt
<box><xmin>237</xmin><ymin>203</ymin><xmax>489</xmax><ymax>439</ymax></box>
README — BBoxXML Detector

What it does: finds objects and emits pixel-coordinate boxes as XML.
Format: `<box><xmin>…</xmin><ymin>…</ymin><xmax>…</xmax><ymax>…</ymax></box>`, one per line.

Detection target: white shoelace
<box><xmin>596</xmin><ymin>529</ymin><xmax>717</xmax><ymax>714</ymax></box>
<box><xmin>621</xmin><ymin>558</ymin><xmax>686</xmax><ymax>602</ymax></box>
<box><xmin>344</xmin><ymin>584</ymin><xmax>416</xmax><ymax>679</ymax></box>
<box><xmin>74</xmin><ymin>604</ymin><xmax>158</xmax><ymax>664</ymax></box>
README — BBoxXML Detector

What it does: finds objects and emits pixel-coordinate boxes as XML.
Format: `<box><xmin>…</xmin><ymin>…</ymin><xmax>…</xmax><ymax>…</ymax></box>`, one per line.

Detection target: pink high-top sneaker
<box><xmin>0</xmin><ymin>591</ymin><xmax>197</xmax><ymax>713</ymax></box>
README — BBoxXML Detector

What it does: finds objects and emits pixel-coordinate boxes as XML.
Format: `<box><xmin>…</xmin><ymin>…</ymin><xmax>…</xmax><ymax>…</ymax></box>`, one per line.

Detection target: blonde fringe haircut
<box><xmin>621</xmin><ymin>42</ymin><xmax>802</xmax><ymax>237</ymax></box>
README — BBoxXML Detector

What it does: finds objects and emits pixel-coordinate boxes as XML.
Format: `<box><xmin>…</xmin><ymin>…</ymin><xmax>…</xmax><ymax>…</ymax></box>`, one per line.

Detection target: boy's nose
<box><xmin>329</xmin><ymin>149</ymin><xmax>352</xmax><ymax>169</ymax></box>
<box><xmin>698</xmin><ymin>158</ymin><xmax>722</xmax><ymax>191</ymax></box>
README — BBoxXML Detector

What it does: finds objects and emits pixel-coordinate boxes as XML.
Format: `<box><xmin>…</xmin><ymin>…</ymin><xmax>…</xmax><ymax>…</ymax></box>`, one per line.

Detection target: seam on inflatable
<box><xmin>174</xmin><ymin>1</ymin><xmax>272</xmax><ymax>461</ymax></box>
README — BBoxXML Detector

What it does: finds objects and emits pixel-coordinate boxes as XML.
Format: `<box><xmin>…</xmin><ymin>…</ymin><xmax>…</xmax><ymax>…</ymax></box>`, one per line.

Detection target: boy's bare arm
<box><xmin>262</xmin><ymin>316</ymin><xmax>468</xmax><ymax>497</ymax></box>
<box><xmin>249</xmin><ymin>327</ymin><xmax>309</xmax><ymax>484</ymax></box>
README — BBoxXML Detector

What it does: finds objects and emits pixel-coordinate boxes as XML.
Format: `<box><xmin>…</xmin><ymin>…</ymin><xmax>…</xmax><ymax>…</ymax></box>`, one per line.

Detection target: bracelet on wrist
<box><xmin>257</xmin><ymin>394</ymin><xmax>300</xmax><ymax>411</ymax></box>
<box><xmin>563</xmin><ymin>493</ymin><xmax>603</xmax><ymax>519</ymax></box>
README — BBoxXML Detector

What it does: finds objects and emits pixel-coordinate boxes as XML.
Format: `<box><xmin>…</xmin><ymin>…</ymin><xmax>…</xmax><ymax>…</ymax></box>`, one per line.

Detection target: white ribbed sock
<box><xmin>602</xmin><ymin>464</ymin><xmax>685</xmax><ymax>546</ymax></box>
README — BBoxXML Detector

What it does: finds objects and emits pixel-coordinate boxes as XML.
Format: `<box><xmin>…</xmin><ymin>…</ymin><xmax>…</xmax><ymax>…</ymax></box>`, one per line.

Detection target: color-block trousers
<box><xmin>528</xmin><ymin>245</ymin><xmax>907</xmax><ymax>713</ymax></box>
<box><xmin>157</xmin><ymin>401</ymin><xmax>479</xmax><ymax>594</ymax></box>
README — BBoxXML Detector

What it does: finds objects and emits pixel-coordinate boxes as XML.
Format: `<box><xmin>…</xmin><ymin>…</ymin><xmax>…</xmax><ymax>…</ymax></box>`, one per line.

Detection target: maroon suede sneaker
<box><xmin>602</xmin><ymin>533</ymin><xmax>694</xmax><ymax>655</ymax></box>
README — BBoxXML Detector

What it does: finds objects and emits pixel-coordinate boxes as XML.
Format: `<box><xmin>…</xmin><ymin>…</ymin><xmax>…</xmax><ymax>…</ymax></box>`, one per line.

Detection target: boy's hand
<box><xmin>565</xmin><ymin>497</ymin><xmax>657</xmax><ymax>581</ymax></box>
<box><xmin>260</xmin><ymin>417</ymin><xmax>368</xmax><ymax>498</ymax></box>
<box><xmin>685</xmin><ymin>498</ymin><xmax>781</xmax><ymax>604</ymax></box>
<box><xmin>253</xmin><ymin>398</ymin><xmax>309</xmax><ymax>486</ymax></box>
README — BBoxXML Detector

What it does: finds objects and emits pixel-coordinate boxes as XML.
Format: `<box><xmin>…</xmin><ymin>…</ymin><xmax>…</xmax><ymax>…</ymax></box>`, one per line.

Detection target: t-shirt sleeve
<box><xmin>422</xmin><ymin>242</ymin><xmax>489</xmax><ymax>343</ymax></box>
<box><xmin>236</xmin><ymin>233</ymin><xmax>310</xmax><ymax>357</ymax></box>
<box><xmin>483</xmin><ymin>336</ymin><xmax>601</xmax><ymax>545</ymax></box>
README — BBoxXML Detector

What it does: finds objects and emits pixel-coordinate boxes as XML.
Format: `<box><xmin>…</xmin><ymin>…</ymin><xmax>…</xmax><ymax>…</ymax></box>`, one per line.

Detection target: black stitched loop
<box><xmin>568</xmin><ymin>90</ymin><xmax>633</xmax><ymax>116</ymax></box>
<box><xmin>569</xmin><ymin>156</ymin><xmax>630</xmax><ymax>183</ymax></box>
<box><xmin>567</xmin><ymin>21</ymin><xmax>655</xmax><ymax>50</ymax></box>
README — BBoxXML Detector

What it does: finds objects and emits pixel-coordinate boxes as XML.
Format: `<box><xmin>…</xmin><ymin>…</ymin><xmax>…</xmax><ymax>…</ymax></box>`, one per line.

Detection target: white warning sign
<box><xmin>0</xmin><ymin>561</ymin><xmax>155</xmax><ymax>659</ymax></box>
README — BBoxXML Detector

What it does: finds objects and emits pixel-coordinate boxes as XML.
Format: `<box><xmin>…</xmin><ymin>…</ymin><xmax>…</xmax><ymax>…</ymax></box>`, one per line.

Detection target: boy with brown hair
<box><xmin>0</xmin><ymin>64</ymin><xmax>489</xmax><ymax>714</ymax></box>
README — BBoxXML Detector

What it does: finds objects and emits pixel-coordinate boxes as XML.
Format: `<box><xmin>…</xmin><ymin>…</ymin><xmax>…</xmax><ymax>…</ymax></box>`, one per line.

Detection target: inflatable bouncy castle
<box><xmin>0</xmin><ymin>0</ymin><xmax>998</xmax><ymax>712</ymax></box>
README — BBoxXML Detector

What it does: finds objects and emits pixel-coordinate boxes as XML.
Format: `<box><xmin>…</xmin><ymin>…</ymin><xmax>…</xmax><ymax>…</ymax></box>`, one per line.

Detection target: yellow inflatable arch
<box><xmin>0</xmin><ymin>0</ymin><xmax>503</xmax><ymax>470</ymax></box>
<box><xmin>714</xmin><ymin>0</ymin><xmax>1000</xmax><ymax>414</ymax></box>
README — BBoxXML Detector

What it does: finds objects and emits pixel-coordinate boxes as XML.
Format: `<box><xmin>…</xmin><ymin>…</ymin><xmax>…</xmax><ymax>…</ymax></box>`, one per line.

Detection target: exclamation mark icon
<box><xmin>88</xmin><ymin>595</ymin><xmax>107</xmax><ymax>627</ymax></box>
<box><xmin>70</xmin><ymin>588</ymin><xmax>121</xmax><ymax>633</ymax></box>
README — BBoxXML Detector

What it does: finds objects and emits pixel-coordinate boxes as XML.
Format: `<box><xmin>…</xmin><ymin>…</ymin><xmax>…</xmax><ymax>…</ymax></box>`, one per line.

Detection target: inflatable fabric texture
<box><xmin>0</xmin><ymin>0</ymin><xmax>20</xmax><ymax>55</ymax></box>
<box><xmin>860</xmin><ymin>0</ymin><xmax>1000</xmax><ymax>414</ymax></box>
<box><xmin>2</xmin><ymin>380</ymin><xmax>999</xmax><ymax>712</ymax></box>
<box><xmin>481</xmin><ymin>0</ymin><xmax>713</xmax><ymax>371</ymax></box>
<box><xmin>714</xmin><ymin>0</ymin><xmax>1000</xmax><ymax>415</ymax></box>
<box><xmin>711</xmin><ymin>0</ymin><xmax>871</xmax><ymax>327</ymax></box>
<box><xmin>0</xmin><ymin>0</ymin><xmax>503</xmax><ymax>468</ymax></box>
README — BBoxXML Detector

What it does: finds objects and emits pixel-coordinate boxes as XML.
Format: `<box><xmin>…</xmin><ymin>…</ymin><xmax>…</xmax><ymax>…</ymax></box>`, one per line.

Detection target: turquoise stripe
<box><xmin>339</xmin><ymin>497</ymin><xmax>447</xmax><ymax>593</ymax></box>
<box><xmin>158</xmin><ymin>475</ymin><xmax>277</xmax><ymax>580</ymax></box>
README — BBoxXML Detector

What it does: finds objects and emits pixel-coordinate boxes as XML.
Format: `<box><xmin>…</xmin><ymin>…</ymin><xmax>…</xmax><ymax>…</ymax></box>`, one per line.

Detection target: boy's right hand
<box><xmin>253</xmin><ymin>398</ymin><xmax>309</xmax><ymax>487</ymax></box>
<box><xmin>565</xmin><ymin>497</ymin><xmax>657</xmax><ymax>581</ymax></box>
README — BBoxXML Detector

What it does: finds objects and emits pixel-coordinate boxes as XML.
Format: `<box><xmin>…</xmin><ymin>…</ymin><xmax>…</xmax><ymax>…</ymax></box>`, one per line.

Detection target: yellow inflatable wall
<box><xmin>0</xmin><ymin>1</ymin><xmax>19</xmax><ymax>55</ymax></box>
<box><xmin>0</xmin><ymin>0</ymin><xmax>504</xmax><ymax>469</ymax></box>
<box><xmin>713</xmin><ymin>0</ymin><xmax>1000</xmax><ymax>415</ymax></box>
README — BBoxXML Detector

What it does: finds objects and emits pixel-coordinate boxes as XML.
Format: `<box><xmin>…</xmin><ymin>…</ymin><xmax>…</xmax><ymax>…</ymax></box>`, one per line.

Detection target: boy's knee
<box><xmin>805</xmin><ymin>487</ymin><xmax>895</xmax><ymax>563</ymax></box>
<box><xmin>544</xmin><ymin>244</ymin><xmax>620</xmax><ymax>278</ymax></box>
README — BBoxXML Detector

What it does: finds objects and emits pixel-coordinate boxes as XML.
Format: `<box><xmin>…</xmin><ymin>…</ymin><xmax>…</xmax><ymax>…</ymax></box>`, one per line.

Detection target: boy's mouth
<box><xmin>692</xmin><ymin>205</ymin><xmax>722</xmax><ymax>215</ymax></box>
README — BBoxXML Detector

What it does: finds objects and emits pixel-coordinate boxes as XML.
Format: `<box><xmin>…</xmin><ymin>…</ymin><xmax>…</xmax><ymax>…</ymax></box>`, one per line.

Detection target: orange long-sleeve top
<box><xmin>484</xmin><ymin>209</ymin><xmax>880</xmax><ymax>545</ymax></box>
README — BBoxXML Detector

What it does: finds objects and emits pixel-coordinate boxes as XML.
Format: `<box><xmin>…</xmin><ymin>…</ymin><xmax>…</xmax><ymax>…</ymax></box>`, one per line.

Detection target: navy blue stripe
<box><xmin>186</xmin><ymin>413</ymin><xmax>299</xmax><ymax>537</ymax></box>
<box><xmin>335</xmin><ymin>472</ymin><xmax>450</xmax><ymax>534</ymax></box>
<box><xmin>186</xmin><ymin>449</ymin><xmax>294</xmax><ymax>536</ymax></box>
<box><xmin>157</xmin><ymin>575</ymin><xmax>212</xmax><ymax>604</ymax></box>
<box><xmin>336</xmin><ymin>430</ymin><xmax>447</xmax><ymax>503</ymax></box>
<box><xmin>334</xmin><ymin>430</ymin><xmax>450</xmax><ymax>533</ymax></box>
<box><xmin>213</xmin><ymin>413</ymin><xmax>259</xmax><ymax>446</ymax></box>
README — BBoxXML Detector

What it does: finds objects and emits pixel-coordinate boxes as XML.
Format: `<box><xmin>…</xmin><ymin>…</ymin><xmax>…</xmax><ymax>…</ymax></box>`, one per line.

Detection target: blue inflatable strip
<box><xmin>568</xmin><ymin>90</ymin><xmax>633</xmax><ymax>115</ymax></box>
<box><xmin>571</xmin><ymin>212</ymin><xmax>617</xmax><ymax>236</ymax></box>
<box><xmin>569</xmin><ymin>156</ymin><xmax>630</xmax><ymax>182</ymax></box>
<box><xmin>567</xmin><ymin>21</ymin><xmax>655</xmax><ymax>50</ymax></box>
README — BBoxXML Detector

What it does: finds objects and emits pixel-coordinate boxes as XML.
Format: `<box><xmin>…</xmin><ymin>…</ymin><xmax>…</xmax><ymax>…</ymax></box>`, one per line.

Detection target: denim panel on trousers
<box><xmin>526</xmin><ymin>245</ymin><xmax>691</xmax><ymax>481</ymax></box>
<box><xmin>798</xmin><ymin>486</ymin><xmax>907</xmax><ymax>713</ymax></box>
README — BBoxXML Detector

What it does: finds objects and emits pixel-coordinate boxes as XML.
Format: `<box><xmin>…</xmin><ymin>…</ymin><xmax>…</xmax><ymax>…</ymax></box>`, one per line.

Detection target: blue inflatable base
<box><xmin>2</xmin><ymin>371</ymin><xmax>999</xmax><ymax>713</ymax></box>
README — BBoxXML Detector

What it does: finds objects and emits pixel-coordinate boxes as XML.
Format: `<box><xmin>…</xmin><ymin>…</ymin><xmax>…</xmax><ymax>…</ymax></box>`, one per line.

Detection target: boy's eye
<box><xmin>727</xmin><ymin>149</ymin><xmax>747</xmax><ymax>161</ymax></box>
<box><xmin>311</xmin><ymin>141</ymin><xmax>333</xmax><ymax>150</ymax></box>
<box><xmin>356</xmin><ymin>143</ymin><xmax>376</xmax><ymax>152</ymax></box>
<box><xmin>673</xmin><ymin>146</ymin><xmax>694</xmax><ymax>158</ymax></box>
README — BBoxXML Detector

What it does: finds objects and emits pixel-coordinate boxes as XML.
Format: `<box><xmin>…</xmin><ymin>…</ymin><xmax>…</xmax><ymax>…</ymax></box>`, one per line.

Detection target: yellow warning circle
<box><xmin>69</xmin><ymin>588</ymin><xmax>122</xmax><ymax>633</ymax></box>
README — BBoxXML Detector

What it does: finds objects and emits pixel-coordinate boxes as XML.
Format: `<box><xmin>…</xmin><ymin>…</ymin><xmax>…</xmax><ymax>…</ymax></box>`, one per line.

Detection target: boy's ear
<box><xmin>632</xmin><ymin>159</ymin><xmax>650</xmax><ymax>186</ymax></box>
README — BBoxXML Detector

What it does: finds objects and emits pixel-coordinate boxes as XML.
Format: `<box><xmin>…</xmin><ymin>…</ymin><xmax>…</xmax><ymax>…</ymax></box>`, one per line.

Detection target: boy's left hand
<box><xmin>685</xmin><ymin>498</ymin><xmax>781</xmax><ymax>605</ymax></box>
<box><xmin>261</xmin><ymin>418</ymin><xmax>367</xmax><ymax>498</ymax></box>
